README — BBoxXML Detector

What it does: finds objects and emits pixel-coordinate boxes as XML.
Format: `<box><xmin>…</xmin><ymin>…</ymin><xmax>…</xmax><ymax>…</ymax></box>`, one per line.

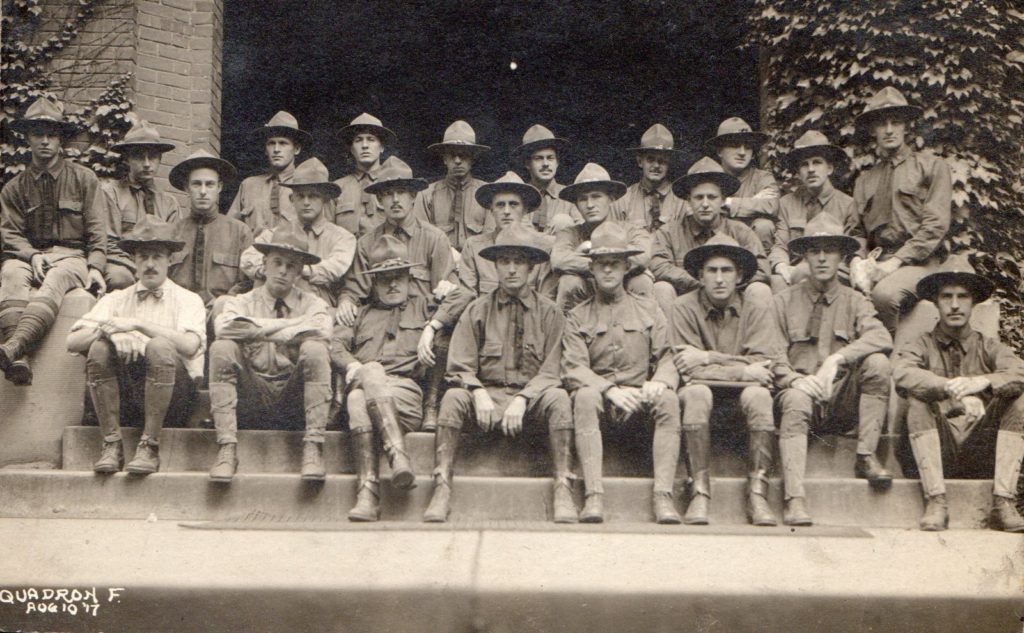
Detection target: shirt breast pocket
<box><xmin>58</xmin><ymin>199</ymin><xmax>85</xmax><ymax>239</ymax></box>
<box><xmin>409</xmin><ymin>266</ymin><xmax>431</xmax><ymax>296</ymax></box>
<box><xmin>464</xmin><ymin>204</ymin><xmax>489</xmax><ymax>235</ymax></box>
<box><xmin>209</xmin><ymin>252</ymin><xmax>240</xmax><ymax>292</ymax></box>
<box><xmin>896</xmin><ymin>183</ymin><xmax>925</xmax><ymax>216</ymax></box>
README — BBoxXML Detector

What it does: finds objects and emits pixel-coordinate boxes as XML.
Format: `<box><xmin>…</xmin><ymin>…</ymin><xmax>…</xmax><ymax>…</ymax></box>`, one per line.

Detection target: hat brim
<box><xmin>364</xmin><ymin>177</ymin><xmax>429</xmax><ymax>195</ymax></box>
<box><xmin>628</xmin><ymin>146</ymin><xmax>682</xmax><ymax>156</ymax></box>
<box><xmin>584</xmin><ymin>246</ymin><xmax>645</xmax><ymax>259</ymax></box>
<box><xmin>855</xmin><ymin>105</ymin><xmax>922</xmax><ymax>132</ymax></box>
<box><xmin>559</xmin><ymin>180</ymin><xmax>627</xmax><ymax>203</ymax></box>
<box><xmin>478</xmin><ymin>243</ymin><xmax>549</xmax><ymax>264</ymax></box>
<box><xmin>785</xmin><ymin>145</ymin><xmax>848</xmax><ymax>171</ymax></box>
<box><xmin>119</xmin><ymin>238</ymin><xmax>186</xmax><ymax>255</ymax></box>
<box><xmin>169</xmin><ymin>156</ymin><xmax>237</xmax><ymax>191</ymax></box>
<box><xmin>704</xmin><ymin>131</ymin><xmax>770</xmax><ymax>154</ymax></box>
<box><xmin>253</xmin><ymin>242</ymin><xmax>321</xmax><ymax>265</ymax></box>
<box><xmin>358</xmin><ymin>262</ymin><xmax>419</xmax><ymax>276</ymax></box>
<box><xmin>672</xmin><ymin>172</ymin><xmax>740</xmax><ymax>198</ymax></box>
<box><xmin>337</xmin><ymin>124</ymin><xmax>398</xmax><ymax>146</ymax></box>
<box><xmin>253</xmin><ymin>125</ymin><xmax>313</xmax><ymax>148</ymax></box>
<box><xmin>789</xmin><ymin>234</ymin><xmax>861</xmax><ymax>258</ymax></box>
<box><xmin>111</xmin><ymin>141</ymin><xmax>177</xmax><ymax>154</ymax></box>
<box><xmin>428</xmin><ymin>142</ymin><xmax>490</xmax><ymax>155</ymax></box>
<box><xmin>10</xmin><ymin>118</ymin><xmax>79</xmax><ymax>138</ymax></box>
<box><xmin>280</xmin><ymin>181</ymin><xmax>342</xmax><ymax>199</ymax></box>
<box><xmin>513</xmin><ymin>137</ymin><xmax>570</xmax><ymax>160</ymax></box>
<box><xmin>475</xmin><ymin>182</ymin><xmax>542</xmax><ymax>210</ymax></box>
<box><xmin>683</xmin><ymin>244</ymin><xmax>758</xmax><ymax>282</ymax></box>
<box><xmin>916</xmin><ymin>271</ymin><xmax>994</xmax><ymax>303</ymax></box>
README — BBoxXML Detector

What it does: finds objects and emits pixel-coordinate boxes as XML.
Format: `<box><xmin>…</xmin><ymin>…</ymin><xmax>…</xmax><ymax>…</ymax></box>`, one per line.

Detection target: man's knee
<box><xmin>558</xmin><ymin>273</ymin><xmax>587</xmax><ymax>296</ymax></box>
<box><xmin>1000</xmin><ymin>393</ymin><xmax>1024</xmax><ymax>434</ymax></box>
<box><xmin>742</xmin><ymin>281</ymin><xmax>772</xmax><ymax>306</ymax></box>
<box><xmin>86</xmin><ymin>338</ymin><xmax>116</xmax><ymax>367</ymax></box>
<box><xmin>652</xmin><ymin>389</ymin><xmax>680</xmax><ymax>426</ymax></box>
<box><xmin>437</xmin><ymin>387</ymin><xmax>472</xmax><ymax>429</ymax></box>
<box><xmin>346</xmin><ymin>389</ymin><xmax>371</xmax><ymax>430</ymax></box>
<box><xmin>776</xmin><ymin>388</ymin><xmax>813</xmax><ymax>436</ymax></box>
<box><xmin>626</xmin><ymin>271</ymin><xmax>653</xmax><ymax>297</ymax></box>
<box><xmin>538</xmin><ymin>388</ymin><xmax>573</xmax><ymax>430</ymax></box>
<box><xmin>858</xmin><ymin>352</ymin><xmax>892</xmax><ymax>394</ymax></box>
<box><xmin>209</xmin><ymin>339</ymin><xmax>241</xmax><ymax>375</ymax></box>
<box><xmin>871</xmin><ymin>276</ymin><xmax>914</xmax><ymax>318</ymax></box>
<box><xmin>299</xmin><ymin>339</ymin><xmax>331</xmax><ymax>379</ymax></box>
<box><xmin>144</xmin><ymin>336</ymin><xmax>177</xmax><ymax>363</ymax></box>
<box><xmin>105</xmin><ymin>265</ymin><xmax>135</xmax><ymax>290</ymax></box>
<box><xmin>740</xmin><ymin>385</ymin><xmax>775</xmax><ymax>430</ymax></box>
<box><xmin>653</xmin><ymin>281</ymin><xmax>677</xmax><ymax>310</ymax></box>
<box><xmin>0</xmin><ymin>261</ymin><xmax>32</xmax><ymax>289</ymax></box>
<box><xmin>752</xmin><ymin>218</ymin><xmax>776</xmax><ymax>248</ymax></box>
<box><xmin>905</xmin><ymin>397</ymin><xmax>938</xmax><ymax>434</ymax></box>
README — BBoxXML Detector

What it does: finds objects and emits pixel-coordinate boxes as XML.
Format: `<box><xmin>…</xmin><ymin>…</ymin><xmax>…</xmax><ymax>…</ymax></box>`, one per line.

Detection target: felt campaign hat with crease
<box><xmin>855</xmin><ymin>86</ymin><xmax>923</xmax><ymax>132</ymax></box>
<box><xmin>704</xmin><ymin>117</ymin><xmax>770</xmax><ymax>154</ymax></box>
<box><xmin>513</xmin><ymin>124</ymin><xmax>570</xmax><ymax>159</ymax></box>
<box><xmin>359</xmin><ymin>234</ymin><xmax>418</xmax><ymax>275</ymax></box>
<box><xmin>337</xmin><ymin>112</ymin><xmax>397</xmax><ymax>146</ymax></box>
<box><xmin>118</xmin><ymin>219</ymin><xmax>185</xmax><ymax>255</ymax></box>
<box><xmin>169</xmin><ymin>149</ymin><xmax>237</xmax><ymax>191</ymax></box>
<box><xmin>475</xmin><ymin>171</ymin><xmax>542</xmax><ymax>210</ymax></box>
<box><xmin>479</xmin><ymin>224</ymin><xmax>550</xmax><ymax>264</ymax></box>
<box><xmin>10</xmin><ymin>97</ymin><xmax>78</xmax><ymax>137</ymax></box>
<box><xmin>428</xmin><ymin>120</ymin><xmax>490</xmax><ymax>155</ymax></box>
<box><xmin>363</xmin><ymin>156</ymin><xmax>429</xmax><ymax>195</ymax></box>
<box><xmin>253</xmin><ymin>223</ymin><xmax>321</xmax><ymax>266</ymax></box>
<box><xmin>683</xmin><ymin>232</ymin><xmax>758</xmax><ymax>283</ymax></box>
<box><xmin>785</xmin><ymin>130</ymin><xmax>848</xmax><ymax>170</ymax></box>
<box><xmin>252</xmin><ymin>111</ymin><xmax>312</xmax><ymax>147</ymax></box>
<box><xmin>111</xmin><ymin>119</ymin><xmax>175</xmax><ymax>154</ymax></box>
<box><xmin>788</xmin><ymin>212</ymin><xmax>861</xmax><ymax>258</ymax></box>
<box><xmin>583</xmin><ymin>221</ymin><xmax>644</xmax><ymax>259</ymax></box>
<box><xmin>559</xmin><ymin>163</ymin><xmax>627</xmax><ymax>202</ymax></box>
<box><xmin>672</xmin><ymin>157</ymin><xmax>741</xmax><ymax>198</ymax></box>
<box><xmin>916</xmin><ymin>254</ymin><xmax>994</xmax><ymax>303</ymax></box>
<box><xmin>280</xmin><ymin>158</ymin><xmax>341</xmax><ymax>199</ymax></box>
<box><xmin>628</xmin><ymin>123</ymin><xmax>680</xmax><ymax>154</ymax></box>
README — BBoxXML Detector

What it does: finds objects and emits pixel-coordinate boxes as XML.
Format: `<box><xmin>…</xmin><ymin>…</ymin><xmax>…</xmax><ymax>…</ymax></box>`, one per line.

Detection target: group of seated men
<box><xmin>1</xmin><ymin>86</ymin><xmax>1022</xmax><ymax>533</ymax></box>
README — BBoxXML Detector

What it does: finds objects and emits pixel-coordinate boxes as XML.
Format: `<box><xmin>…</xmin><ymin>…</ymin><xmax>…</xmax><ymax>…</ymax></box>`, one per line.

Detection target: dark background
<box><xmin>222</xmin><ymin>0</ymin><xmax>759</xmax><ymax>201</ymax></box>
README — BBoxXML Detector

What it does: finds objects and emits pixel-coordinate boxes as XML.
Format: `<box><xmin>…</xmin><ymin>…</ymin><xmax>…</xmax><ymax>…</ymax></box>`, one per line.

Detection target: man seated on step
<box><xmin>330</xmin><ymin>235</ymin><xmax>425</xmax><ymax>522</ymax></box>
<box><xmin>423</xmin><ymin>225</ymin><xmax>575</xmax><ymax>524</ymax></box>
<box><xmin>769</xmin><ymin>131</ymin><xmax>866</xmax><ymax>293</ymax></box>
<box><xmin>611</xmin><ymin>124</ymin><xmax>684</xmax><ymax>235</ymax></box>
<box><xmin>893</xmin><ymin>256</ymin><xmax>1024</xmax><ymax>532</ymax></box>
<box><xmin>550</xmin><ymin>163</ymin><xmax>653</xmax><ymax>312</ymax></box>
<box><xmin>668</xmin><ymin>234</ymin><xmax>779</xmax><ymax>527</ymax></box>
<box><xmin>66</xmin><ymin>221</ymin><xmax>205</xmax><ymax>475</ymax></box>
<box><xmin>561</xmin><ymin>223</ymin><xmax>681</xmax><ymax>525</ymax></box>
<box><xmin>207</xmin><ymin>225</ymin><xmax>333</xmax><ymax>483</ymax></box>
<box><xmin>239</xmin><ymin>158</ymin><xmax>357</xmax><ymax>307</ymax></box>
<box><xmin>649</xmin><ymin>157</ymin><xmax>769</xmax><ymax>321</ymax></box>
<box><xmin>771</xmin><ymin>213</ymin><xmax>894</xmax><ymax>527</ymax></box>
<box><xmin>0</xmin><ymin>97</ymin><xmax>107</xmax><ymax>386</ymax></box>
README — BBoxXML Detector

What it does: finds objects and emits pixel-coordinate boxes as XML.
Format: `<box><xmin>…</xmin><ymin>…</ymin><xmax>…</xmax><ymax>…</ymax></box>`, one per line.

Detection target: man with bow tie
<box><xmin>66</xmin><ymin>221</ymin><xmax>206</xmax><ymax>475</ymax></box>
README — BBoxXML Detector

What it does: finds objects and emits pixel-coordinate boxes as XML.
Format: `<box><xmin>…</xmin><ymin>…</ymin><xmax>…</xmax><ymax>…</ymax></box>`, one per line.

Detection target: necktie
<box><xmin>865</xmin><ymin>159</ymin><xmax>894</xmax><ymax>235</ymax></box>
<box><xmin>274</xmin><ymin>298</ymin><xmax>288</xmax><ymax>319</ymax></box>
<box><xmin>505</xmin><ymin>297</ymin><xmax>524</xmax><ymax>372</ymax></box>
<box><xmin>807</xmin><ymin>294</ymin><xmax>826</xmax><ymax>342</ymax></box>
<box><xmin>191</xmin><ymin>220</ymin><xmax>205</xmax><ymax>291</ymax></box>
<box><xmin>947</xmin><ymin>341</ymin><xmax>963</xmax><ymax>378</ymax></box>
<box><xmin>38</xmin><ymin>172</ymin><xmax>57</xmax><ymax>242</ymax></box>
<box><xmin>534</xmin><ymin>195</ymin><xmax>548</xmax><ymax>232</ymax></box>
<box><xmin>142</xmin><ymin>187</ymin><xmax>156</xmax><ymax>218</ymax></box>
<box><xmin>450</xmin><ymin>181</ymin><xmax>464</xmax><ymax>244</ymax></box>
<box><xmin>136</xmin><ymin>287</ymin><xmax>164</xmax><ymax>302</ymax></box>
<box><xmin>647</xmin><ymin>189</ymin><xmax>663</xmax><ymax>231</ymax></box>
<box><xmin>269</xmin><ymin>177</ymin><xmax>281</xmax><ymax>222</ymax></box>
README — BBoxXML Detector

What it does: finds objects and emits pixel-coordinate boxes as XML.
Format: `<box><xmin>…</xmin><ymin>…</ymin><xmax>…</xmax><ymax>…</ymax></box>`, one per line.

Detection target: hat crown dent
<box><xmin>863</xmin><ymin>86</ymin><xmax>913</xmax><ymax>113</ymax></box>
<box><xmin>522</xmin><ymin>124</ymin><xmax>556</xmax><ymax>144</ymax></box>
<box><xmin>586</xmin><ymin>221</ymin><xmax>634</xmax><ymax>255</ymax></box>
<box><xmin>793</xmin><ymin>130</ymin><xmax>832</xmax><ymax>150</ymax></box>
<box><xmin>493</xmin><ymin>170</ymin><xmax>527</xmax><ymax>185</ymax></box>
<box><xmin>803</xmin><ymin>212</ymin><xmax>846</xmax><ymax>237</ymax></box>
<box><xmin>265</xmin><ymin>110</ymin><xmax>300</xmax><ymax>129</ymax></box>
<box><xmin>638</xmin><ymin>123</ymin><xmax>674</xmax><ymax>150</ymax></box>
<box><xmin>23</xmin><ymin>97</ymin><xmax>66</xmax><ymax>123</ymax></box>
<box><xmin>351</xmin><ymin>112</ymin><xmax>385</xmax><ymax>127</ymax></box>
<box><xmin>573</xmin><ymin>162</ymin><xmax>614</xmax><ymax>185</ymax></box>
<box><xmin>377</xmin><ymin>156</ymin><xmax>416</xmax><ymax>181</ymax></box>
<box><xmin>717</xmin><ymin>117</ymin><xmax>755</xmax><ymax>136</ymax></box>
<box><xmin>290</xmin><ymin>157</ymin><xmax>331</xmax><ymax>185</ymax></box>
<box><xmin>442</xmin><ymin>120</ymin><xmax>478</xmax><ymax>144</ymax></box>
<box><xmin>367</xmin><ymin>234</ymin><xmax>412</xmax><ymax>269</ymax></box>
<box><xmin>703</xmin><ymin>232</ymin><xmax>743</xmax><ymax>249</ymax></box>
<box><xmin>686</xmin><ymin>156</ymin><xmax>727</xmax><ymax>177</ymax></box>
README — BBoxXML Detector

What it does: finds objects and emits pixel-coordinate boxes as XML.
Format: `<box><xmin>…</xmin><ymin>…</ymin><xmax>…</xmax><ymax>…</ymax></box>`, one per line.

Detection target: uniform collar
<box><xmin>190</xmin><ymin>209</ymin><xmax>219</xmax><ymax>225</ymax></box>
<box><xmin>445</xmin><ymin>174</ymin><xmax>471</xmax><ymax>190</ymax></box>
<box><xmin>29</xmin><ymin>157</ymin><xmax>66</xmax><ymax>180</ymax></box>
<box><xmin>266</xmin><ymin>163</ymin><xmax>295</xmax><ymax>183</ymax></box>
<box><xmin>302</xmin><ymin>214</ymin><xmax>326</xmax><ymax>236</ymax></box>
<box><xmin>534</xmin><ymin>179</ymin><xmax>560</xmax><ymax>199</ymax></box>
<box><xmin>802</xmin><ymin>279</ymin><xmax>841</xmax><ymax>305</ymax></box>
<box><xmin>386</xmin><ymin>214</ymin><xmax>420</xmax><ymax>238</ymax></box>
<box><xmin>698</xmin><ymin>288</ymin><xmax>741</xmax><ymax>319</ymax></box>
<box><xmin>879</xmin><ymin>144</ymin><xmax>913</xmax><ymax>168</ymax></box>
<box><xmin>685</xmin><ymin>213</ymin><xmax>723</xmax><ymax>236</ymax></box>
<box><xmin>356</xmin><ymin>163</ymin><xmax>381</xmax><ymax>183</ymax></box>
<box><xmin>799</xmin><ymin>184</ymin><xmax>835</xmax><ymax>208</ymax></box>
<box><xmin>258</xmin><ymin>284</ymin><xmax>300</xmax><ymax>312</ymax></box>
<box><xmin>641</xmin><ymin>179</ymin><xmax>672</xmax><ymax>198</ymax></box>
<box><xmin>496</xmin><ymin>287</ymin><xmax>536</xmax><ymax>311</ymax></box>
<box><xmin>934</xmin><ymin>324</ymin><xmax>975</xmax><ymax>349</ymax></box>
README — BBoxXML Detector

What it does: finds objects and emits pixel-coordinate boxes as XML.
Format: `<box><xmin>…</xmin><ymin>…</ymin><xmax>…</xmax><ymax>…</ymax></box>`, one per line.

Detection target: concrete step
<box><xmin>0</xmin><ymin>469</ymin><xmax>994</xmax><ymax>528</ymax></box>
<box><xmin>61</xmin><ymin>426</ymin><xmax>905</xmax><ymax>479</ymax></box>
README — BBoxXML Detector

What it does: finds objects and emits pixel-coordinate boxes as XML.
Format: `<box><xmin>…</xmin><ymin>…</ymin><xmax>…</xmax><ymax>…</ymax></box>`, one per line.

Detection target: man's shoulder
<box><xmin>238</xmin><ymin>173</ymin><xmax>269</xmax><ymax>188</ymax></box>
<box><xmin>909</xmin><ymin>148</ymin><xmax>949</xmax><ymax>172</ymax></box>
<box><xmin>750</xmin><ymin>166</ymin><xmax>777</xmax><ymax>185</ymax></box>
<box><xmin>722</xmin><ymin>217</ymin><xmax>759</xmax><ymax>241</ymax></box>
<box><xmin>64</xmin><ymin>160</ymin><xmax>99</xmax><ymax>184</ymax></box>
<box><xmin>215</xmin><ymin>213</ymin><xmax>252</xmax><ymax>234</ymax></box>
<box><xmin>164</xmin><ymin>279</ymin><xmax>206</xmax><ymax>306</ymax></box>
<box><xmin>463</xmin><ymin>231</ymin><xmax>493</xmax><ymax>252</ymax></box>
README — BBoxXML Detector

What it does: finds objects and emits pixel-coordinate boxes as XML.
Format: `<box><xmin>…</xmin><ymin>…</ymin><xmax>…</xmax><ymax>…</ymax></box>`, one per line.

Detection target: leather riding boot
<box><xmin>746</xmin><ymin>430</ymin><xmax>778</xmax><ymax>526</ymax></box>
<box><xmin>126</xmin><ymin>440</ymin><xmax>160</xmax><ymax>475</ymax></box>
<box><xmin>579</xmin><ymin>493</ymin><xmax>604</xmax><ymax>523</ymax></box>
<box><xmin>367</xmin><ymin>398</ymin><xmax>415</xmax><ymax>490</ymax></box>
<box><xmin>909</xmin><ymin>430</ymin><xmax>946</xmax><ymax>499</ymax></box>
<box><xmin>94</xmin><ymin>440</ymin><xmax>124</xmax><ymax>473</ymax></box>
<box><xmin>651</xmin><ymin>422</ymin><xmax>681</xmax><ymax>523</ymax></box>
<box><xmin>0</xmin><ymin>303</ymin><xmax>52</xmax><ymax>386</ymax></box>
<box><xmin>855</xmin><ymin>394</ymin><xmax>892</xmax><ymax>489</ymax></box>
<box><xmin>993</xmin><ymin>431</ymin><xmax>1024</xmax><ymax>500</ymax></box>
<box><xmin>348</xmin><ymin>429</ymin><xmax>381</xmax><ymax>522</ymax></box>
<box><xmin>920</xmin><ymin>494</ymin><xmax>949</xmax><ymax>531</ymax></box>
<box><xmin>0</xmin><ymin>309</ymin><xmax>29</xmax><ymax>385</ymax></box>
<box><xmin>683</xmin><ymin>426</ymin><xmax>711</xmax><ymax>525</ymax></box>
<box><xmin>549</xmin><ymin>428</ymin><xmax>578</xmax><ymax>523</ymax></box>
<box><xmin>990</xmin><ymin>496</ymin><xmax>1024</xmax><ymax>533</ymax></box>
<box><xmin>209</xmin><ymin>443</ymin><xmax>238</xmax><ymax>483</ymax></box>
<box><xmin>423</xmin><ymin>425</ymin><xmax>459</xmax><ymax>522</ymax></box>
<box><xmin>301</xmin><ymin>441</ymin><xmax>325</xmax><ymax>481</ymax></box>
<box><xmin>421</xmin><ymin>361</ymin><xmax>444</xmax><ymax>432</ymax></box>
<box><xmin>653</xmin><ymin>491</ymin><xmax>682</xmax><ymax>525</ymax></box>
<box><xmin>783</xmin><ymin>497</ymin><xmax>813</xmax><ymax>527</ymax></box>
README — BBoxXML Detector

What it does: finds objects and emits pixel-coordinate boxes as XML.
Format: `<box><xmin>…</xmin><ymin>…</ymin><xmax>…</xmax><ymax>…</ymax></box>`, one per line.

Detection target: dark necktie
<box><xmin>646</xmin><ymin>188</ymin><xmax>663</xmax><ymax>231</ymax></box>
<box><xmin>947</xmin><ymin>341</ymin><xmax>963</xmax><ymax>378</ymax></box>
<box><xmin>865</xmin><ymin>159</ymin><xmax>894</xmax><ymax>235</ymax></box>
<box><xmin>505</xmin><ymin>297</ymin><xmax>525</xmax><ymax>371</ymax></box>
<box><xmin>450</xmin><ymin>181</ymin><xmax>464</xmax><ymax>242</ymax></box>
<box><xmin>269</xmin><ymin>177</ymin><xmax>281</xmax><ymax>222</ymax></box>
<box><xmin>136</xmin><ymin>287</ymin><xmax>164</xmax><ymax>302</ymax></box>
<box><xmin>534</xmin><ymin>195</ymin><xmax>549</xmax><ymax>232</ymax></box>
<box><xmin>274</xmin><ymin>298</ymin><xmax>288</xmax><ymax>319</ymax></box>
<box><xmin>142</xmin><ymin>187</ymin><xmax>156</xmax><ymax>218</ymax></box>
<box><xmin>807</xmin><ymin>294</ymin><xmax>827</xmax><ymax>342</ymax></box>
<box><xmin>37</xmin><ymin>172</ymin><xmax>57</xmax><ymax>242</ymax></box>
<box><xmin>191</xmin><ymin>219</ymin><xmax>206</xmax><ymax>291</ymax></box>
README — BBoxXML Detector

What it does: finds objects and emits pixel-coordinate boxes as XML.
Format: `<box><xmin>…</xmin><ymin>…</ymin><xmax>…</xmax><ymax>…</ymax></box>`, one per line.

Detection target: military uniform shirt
<box><xmin>551</xmin><ymin>219</ymin><xmax>651</xmax><ymax>277</ymax></box>
<box><xmin>612</xmin><ymin>181</ymin><xmax>684</xmax><ymax>233</ymax></box>
<box><xmin>101</xmin><ymin>176</ymin><xmax>181</xmax><ymax>270</ymax></box>
<box><xmin>526</xmin><ymin>180</ymin><xmax>582</xmax><ymax>234</ymax></box>
<box><xmin>227</xmin><ymin>164</ymin><xmax>297</xmax><ymax>234</ymax></box>
<box><xmin>769</xmin><ymin>186</ymin><xmax>866</xmax><ymax>272</ymax></box>
<box><xmin>330</xmin><ymin>294</ymin><xmax>431</xmax><ymax>379</ymax></box>
<box><xmin>414</xmin><ymin>176</ymin><xmax>492</xmax><ymax>250</ymax></box>
<box><xmin>331</xmin><ymin>166</ymin><xmax>384</xmax><ymax>237</ymax></box>
<box><xmin>170</xmin><ymin>211</ymin><xmax>253</xmax><ymax>304</ymax></box>
<box><xmin>728</xmin><ymin>167</ymin><xmax>780</xmax><ymax>220</ymax></box>
<box><xmin>649</xmin><ymin>213</ymin><xmax>769</xmax><ymax>292</ymax></box>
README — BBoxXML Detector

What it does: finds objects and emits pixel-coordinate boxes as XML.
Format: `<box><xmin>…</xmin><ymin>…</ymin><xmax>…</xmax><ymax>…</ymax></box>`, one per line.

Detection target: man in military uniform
<box><xmin>414</xmin><ymin>120</ymin><xmax>492</xmax><ymax>250</ymax></box>
<box><xmin>102</xmin><ymin>119</ymin><xmax>181</xmax><ymax>289</ymax></box>
<box><xmin>66</xmin><ymin>221</ymin><xmax>205</xmax><ymax>475</ymax></box>
<box><xmin>612</xmin><ymin>124</ymin><xmax>684</xmax><ymax>234</ymax></box>
<box><xmin>551</xmin><ymin>163</ymin><xmax>653</xmax><ymax>312</ymax></box>
<box><xmin>424</xmin><ymin>225</ymin><xmax>575</xmax><ymax>523</ymax></box>
<box><xmin>227</xmin><ymin>111</ymin><xmax>311</xmax><ymax>234</ymax></box>
<box><xmin>561</xmin><ymin>223</ymin><xmax>681</xmax><ymax>524</ymax></box>
<box><xmin>649</xmin><ymin>157</ymin><xmax>770</xmax><ymax>322</ymax></box>
<box><xmin>513</xmin><ymin>124</ymin><xmax>580</xmax><ymax>234</ymax></box>
<box><xmin>894</xmin><ymin>257</ymin><xmax>1024</xmax><ymax>532</ymax></box>
<box><xmin>770</xmin><ymin>131</ymin><xmax>866</xmax><ymax>293</ymax></box>
<box><xmin>207</xmin><ymin>225</ymin><xmax>333</xmax><ymax>483</ymax></box>
<box><xmin>331</xmin><ymin>113</ymin><xmax>396</xmax><ymax>237</ymax></box>
<box><xmin>0</xmin><ymin>98</ymin><xmax>107</xmax><ymax>385</ymax></box>
<box><xmin>669</xmin><ymin>234</ymin><xmax>779</xmax><ymax>526</ymax></box>
<box><xmin>772</xmin><ymin>214</ymin><xmax>894</xmax><ymax>526</ymax></box>
<box><xmin>852</xmin><ymin>87</ymin><xmax>952</xmax><ymax>333</ymax></box>
<box><xmin>331</xmin><ymin>235</ymin><xmax>427</xmax><ymax>521</ymax></box>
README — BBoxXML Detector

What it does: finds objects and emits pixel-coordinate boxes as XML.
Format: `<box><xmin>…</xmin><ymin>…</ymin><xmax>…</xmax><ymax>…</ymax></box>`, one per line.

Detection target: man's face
<box><xmin>290</xmin><ymin>188</ymin><xmax>327</xmax><ymax>226</ymax></box>
<box><xmin>589</xmin><ymin>255</ymin><xmax>628</xmax><ymax>294</ymax></box>
<box><xmin>188</xmin><ymin>168</ymin><xmax>222</xmax><ymax>214</ymax></box>
<box><xmin>526</xmin><ymin>148</ymin><xmax>558</xmax><ymax>185</ymax></box>
<box><xmin>935</xmin><ymin>284</ymin><xmax>974</xmax><ymax>330</ymax></box>
<box><xmin>125</xmin><ymin>148</ymin><xmax>162</xmax><ymax>185</ymax></box>
<box><xmin>700</xmin><ymin>255</ymin><xmax>740</xmax><ymax>305</ymax></box>
<box><xmin>351</xmin><ymin>132</ymin><xmax>382</xmax><ymax>169</ymax></box>
<box><xmin>263</xmin><ymin>252</ymin><xmax>303</xmax><ymax>298</ymax></box>
<box><xmin>372</xmin><ymin>269</ymin><xmax>410</xmax><ymax>307</ymax></box>
<box><xmin>133</xmin><ymin>246</ymin><xmax>171</xmax><ymax>290</ymax></box>
<box><xmin>442</xmin><ymin>150</ymin><xmax>474</xmax><ymax>180</ymax></box>
<box><xmin>804</xmin><ymin>246</ymin><xmax>843</xmax><ymax>283</ymax></box>
<box><xmin>637</xmin><ymin>152</ymin><xmax>670</xmax><ymax>185</ymax></box>
<box><xmin>490</xmin><ymin>192</ymin><xmax>525</xmax><ymax>229</ymax></box>
<box><xmin>265</xmin><ymin>136</ymin><xmax>299</xmax><ymax>171</ymax></box>
<box><xmin>797</xmin><ymin>155</ymin><xmax>834</xmax><ymax>192</ymax></box>
<box><xmin>377</xmin><ymin>187</ymin><xmax>415</xmax><ymax>223</ymax></box>
<box><xmin>688</xmin><ymin>182</ymin><xmax>724</xmax><ymax>227</ymax></box>
<box><xmin>576</xmin><ymin>189</ymin><xmax>611</xmax><ymax>225</ymax></box>
<box><xmin>718</xmin><ymin>142</ymin><xmax>754</xmax><ymax>173</ymax></box>
<box><xmin>871</xmin><ymin>115</ymin><xmax>908</xmax><ymax>152</ymax></box>
<box><xmin>26</xmin><ymin>127</ymin><xmax>62</xmax><ymax>164</ymax></box>
<box><xmin>495</xmin><ymin>252</ymin><xmax>532</xmax><ymax>294</ymax></box>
